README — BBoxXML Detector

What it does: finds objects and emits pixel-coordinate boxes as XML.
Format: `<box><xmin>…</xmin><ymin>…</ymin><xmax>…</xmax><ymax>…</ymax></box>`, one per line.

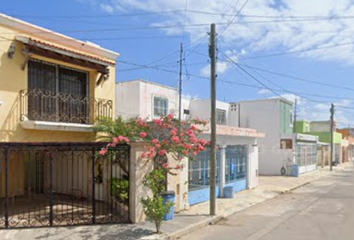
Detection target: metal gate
<box><xmin>0</xmin><ymin>142</ymin><xmax>130</xmax><ymax>229</ymax></box>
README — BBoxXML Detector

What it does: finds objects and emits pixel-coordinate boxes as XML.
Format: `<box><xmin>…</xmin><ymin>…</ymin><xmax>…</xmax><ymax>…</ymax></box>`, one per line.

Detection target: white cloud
<box><xmin>200</xmin><ymin>61</ymin><xmax>230</xmax><ymax>77</ymax></box>
<box><xmin>257</xmin><ymin>89</ymin><xmax>271</xmax><ymax>95</ymax></box>
<box><xmin>100</xmin><ymin>3</ymin><xmax>114</xmax><ymax>14</ymax></box>
<box><xmin>199</xmin><ymin>49</ymin><xmax>245</xmax><ymax>76</ymax></box>
<box><xmin>85</xmin><ymin>0</ymin><xmax>354</xmax><ymax>63</ymax></box>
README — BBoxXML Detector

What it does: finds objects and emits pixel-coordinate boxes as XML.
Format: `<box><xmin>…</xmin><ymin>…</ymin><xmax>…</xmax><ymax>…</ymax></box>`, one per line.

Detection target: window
<box><xmin>188</xmin><ymin>147</ymin><xmax>220</xmax><ymax>191</ymax></box>
<box><xmin>154</xmin><ymin>96</ymin><xmax>168</xmax><ymax>117</ymax></box>
<box><xmin>295</xmin><ymin>143</ymin><xmax>317</xmax><ymax>166</ymax></box>
<box><xmin>225</xmin><ymin>145</ymin><xmax>247</xmax><ymax>182</ymax></box>
<box><xmin>27</xmin><ymin>59</ymin><xmax>89</xmax><ymax>123</ymax></box>
<box><xmin>280</xmin><ymin>139</ymin><xmax>293</xmax><ymax>149</ymax></box>
<box><xmin>183</xmin><ymin>109</ymin><xmax>190</xmax><ymax>115</ymax></box>
<box><xmin>216</xmin><ymin>109</ymin><xmax>226</xmax><ymax>125</ymax></box>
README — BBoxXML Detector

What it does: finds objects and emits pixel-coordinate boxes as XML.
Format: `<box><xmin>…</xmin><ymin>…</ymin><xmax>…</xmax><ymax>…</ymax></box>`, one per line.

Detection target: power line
<box><xmin>4</xmin><ymin>13</ymin><xmax>354</xmax><ymax>36</ymax></box>
<box><xmin>236</xmin><ymin>63</ymin><xmax>354</xmax><ymax>92</ymax></box>
<box><xmin>241</xmin><ymin>41</ymin><xmax>354</xmax><ymax>60</ymax></box>
<box><xmin>237</xmin><ymin>61</ymin><xmax>354</xmax><ymax>101</ymax></box>
<box><xmin>117</xmin><ymin>59</ymin><xmax>352</xmax><ymax>108</ymax></box>
<box><xmin>13</xmin><ymin>9</ymin><xmax>354</xmax><ymax>20</ymax></box>
<box><xmin>219</xmin><ymin>0</ymin><xmax>250</xmax><ymax>37</ymax></box>
<box><xmin>218</xmin><ymin>36</ymin><xmax>354</xmax><ymax>94</ymax></box>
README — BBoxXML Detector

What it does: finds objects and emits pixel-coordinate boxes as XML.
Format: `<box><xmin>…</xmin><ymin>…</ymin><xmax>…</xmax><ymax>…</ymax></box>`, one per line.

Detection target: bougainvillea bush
<box><xmin>94</xmin><ymin>114</ymin><xmax>208</xmax><ymax>233</ymax></box>
<box><xmin>95</xmin><ymin>114</ymin><xmax>208</xmax><ymax>170</ymax></box>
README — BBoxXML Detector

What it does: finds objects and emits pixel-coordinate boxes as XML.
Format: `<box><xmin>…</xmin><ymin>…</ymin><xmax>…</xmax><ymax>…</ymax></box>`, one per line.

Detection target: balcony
<box><xmin>19</xmin><ymin>89</ymin><xmax>113</xmax><ymax>132</ymax></box>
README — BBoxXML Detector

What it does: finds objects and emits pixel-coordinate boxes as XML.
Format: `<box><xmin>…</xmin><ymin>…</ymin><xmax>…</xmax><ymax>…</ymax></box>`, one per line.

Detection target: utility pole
<box><xmin>178</xmin><ymin>42</ymin><xmax>183</xmax><ymax>123</ymax></box>
<box><xmin>330</xmin><ymin>103</ymin><xmax>334</xmax><ymax>171</ymax></box>
<box><xmin>209</xmin><ymin>23</ymin><xmax>217</xmax><ymax>216</ymax></box>
<box><xmin>293</xmin><ymin>98</ymin><xmax>297</xmax><ymax>133</ymax></box>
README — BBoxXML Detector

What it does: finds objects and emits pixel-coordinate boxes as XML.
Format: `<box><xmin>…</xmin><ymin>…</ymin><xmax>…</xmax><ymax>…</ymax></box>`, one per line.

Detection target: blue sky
<box><xmin>2</xmin><ymin>0</ymin><xmax>354</xmax><ymax>126</ymax></box>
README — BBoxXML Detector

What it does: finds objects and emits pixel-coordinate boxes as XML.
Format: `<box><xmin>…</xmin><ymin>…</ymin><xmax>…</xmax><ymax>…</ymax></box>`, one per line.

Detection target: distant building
<box><xmin>229</xmin><ymin>98</ymin><xmax>318</xmax><ymax>176</ymax></box>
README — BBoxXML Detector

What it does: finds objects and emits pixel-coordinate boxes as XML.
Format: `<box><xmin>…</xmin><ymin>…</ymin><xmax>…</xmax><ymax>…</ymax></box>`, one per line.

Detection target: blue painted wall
<box><xmin>188</xmin><ymin>179</ymin><xmax>247</xmax><ymax>206</ymax></box>
<box><xmin>188</xmin><ymin>186</ymin><xmax>220</xmax><ymax>206</ymax></box>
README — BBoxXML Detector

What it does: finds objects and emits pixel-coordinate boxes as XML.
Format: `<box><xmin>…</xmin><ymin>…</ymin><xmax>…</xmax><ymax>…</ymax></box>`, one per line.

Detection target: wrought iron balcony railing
<box><xmin>20</xmin><ymin>89</ymin><xmax>113</xmax><ymax>124</ymax></box>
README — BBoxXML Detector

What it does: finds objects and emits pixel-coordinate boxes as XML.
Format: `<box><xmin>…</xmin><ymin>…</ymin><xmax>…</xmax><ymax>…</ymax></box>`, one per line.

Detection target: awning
<box><xmin>16</xmin><ymin>36</ymin><xmax>115</xmax><ymax>74</ymax></box>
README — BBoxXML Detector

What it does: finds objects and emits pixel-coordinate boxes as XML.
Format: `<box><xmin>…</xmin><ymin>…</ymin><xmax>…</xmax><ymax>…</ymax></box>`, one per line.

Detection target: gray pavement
<box><xmin>180</xmin><ymin>165</ymin><xmax>354</xmax><ymax>240</ymax></box>
<box><xmin>2</xmin><ymin>164</ymin><xmax>351</xmax><ymax>240</ymax></box>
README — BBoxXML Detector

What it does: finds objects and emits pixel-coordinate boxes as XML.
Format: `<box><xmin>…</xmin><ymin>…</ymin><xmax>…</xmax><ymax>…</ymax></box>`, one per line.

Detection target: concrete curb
<box><xmin>158</xmin><ymin>167</ymin><xmax>349</xmax><ymax>240</ymax></box>
<box><xmin>160</xmin><ymin>216</ymin><xmax>222</xmax><ymax>240</ymax></box>
<box><xmin>279</xmin><ymin>171</ymin><xmax>333</xmax><ymax>194</ymax></box>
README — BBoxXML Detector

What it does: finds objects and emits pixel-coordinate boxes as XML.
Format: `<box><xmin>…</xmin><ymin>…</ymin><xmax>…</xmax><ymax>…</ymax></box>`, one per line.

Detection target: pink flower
<box><xmin>171</xmin><ymin>136</ymin><xmax>180</xmax><ymax>143</ymax></box>
<box><xmin>122</xmin><ymin>137</ymin><xmax>130</xmax><ymax>143</ymax></box>
<box><xmin>113</xmin><ymin>137</ymin><xmax>119</xmax><ymax>143</ymax></box>
<box><xmin>118</xmin><ymin>135</ymin><xmax>124</xmax><ymax>141</ymax></box>
<box><xmin>189</xmin><ymin>137</ymin><xmax>197</xmax><ymax>144</ymax></box>
<box><xmin>141</xmin><ymin>152</ymin><xmax>146</xmax><ymax>158</ymax></box>
<box><xmin>179</xmin><ymin>132</ymin><xmax>184</xmax><ymax>137</ymax></box>
<box><xmin>170</xmin><ymin>130</ymin><xmax>177</xmax><ymax>136</ymax></box>
<box><xmin>167</xmin><ymin>114</ymin><xmax>173</xmax><ymax>120</ymax></box>
<box><xmin>148</xmin><ymin>152</ymin><xmax>154</xmax><ymax>158</ymax></box>
<box><xmin>193</xmin><ymin>151</ymin><xmax>198</xmax><ymax>156</ymax></box>
<box><xmin>152</xmin><ymin>139</ymin><xmax>159</xmax><ymax>144</ymax></box>
<box><xmin>155</xmin><ymin>144</ymin><xmax>161</xmax><ymax>149</ymax></box>
<box><xmin>162</xmin><ymin>163</ymin><xmax>169</xmax><ymax>168</ymax></box>
<box><xmin>153</xmin><ymin>119</ymin><xmax>162</xmax><ymax>125</ymax></box>
<box><xmin>184</xmin><ymin>144</ymin><xmax>192</xmax><ymax>150</ymax></box>
<box><xmin>158</xmin><ymin>149</ymin><xmax>166</xmax><ymax>156</ymax></box>
<box><xmin>183</xmin><ymin>150</ymin><xmax>189</xmax><ymax>155</ymax></box>
<box><xmin>99</xmin><ymin>148</ymin><xmax>107</xmax><ymax>156</ymax></box>
<box><xmin>139</xmin><ymin>132</ymin><xmax>147</xmax><ymax>138</ymax></box>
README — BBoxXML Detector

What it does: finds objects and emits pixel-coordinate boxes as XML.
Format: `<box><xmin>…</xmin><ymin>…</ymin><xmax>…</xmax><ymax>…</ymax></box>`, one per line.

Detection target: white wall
<box><xmin>116</xmin><ymin>81</ymin><xmax>141</xmax><ymax>120</ymax></box>
<box><xmin>189</xmin><ymin>99</ymin><xmax>230</xmax><ymax>124</ymax></box>
<box><xmin>139</xmin><ymin>81</ymin><xmax>178</xmax><ymax>119</ymax></box>
<box><xmin>181</xmin><ymin>97</ymin><xmax>191</xmax><ymax>120</ymax></box>
<box><xmin>229</xmin><ymin>99</ymin><xmax>296</xmax><ymax>175</ymax></box>
<box><xmin>248</xmin><ymin>142</ymin><xmax>259</xmax><ymax>189</ymax></box>
<box><xmin>116</xmin><ymin>80</ymin><xmax>179</xmax><ymax>120</ymax></box>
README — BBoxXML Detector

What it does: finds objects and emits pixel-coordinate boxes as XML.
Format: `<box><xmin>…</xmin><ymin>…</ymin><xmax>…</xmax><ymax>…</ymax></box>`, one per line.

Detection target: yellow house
<box><xmin>0</xmin><ymin>13</ymin><xmax>118</xmax><ymax>143</ymax></box>
<box><xmin>0</xmin><ymin>12</ymin><xmax>121</xmax><ymax>217</ymax></box>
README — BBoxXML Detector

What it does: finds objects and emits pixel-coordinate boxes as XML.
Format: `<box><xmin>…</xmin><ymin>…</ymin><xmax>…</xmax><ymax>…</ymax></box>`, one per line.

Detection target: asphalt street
<box><xmin>181</xmin><ymin>166</ymin><xmax>354</xmax><ymax>240</ymax></box>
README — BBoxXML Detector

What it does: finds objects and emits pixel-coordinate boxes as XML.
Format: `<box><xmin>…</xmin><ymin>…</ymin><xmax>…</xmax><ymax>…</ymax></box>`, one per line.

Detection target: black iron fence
<box><xmin>20</xmin><ymin>89</ymin><xmax>113</xmax><ymax>124</ymax></box>
<box><xmin>0</xmin><ymin>142</ymin><xmax>130</xmax><ymax>229</ymax></box>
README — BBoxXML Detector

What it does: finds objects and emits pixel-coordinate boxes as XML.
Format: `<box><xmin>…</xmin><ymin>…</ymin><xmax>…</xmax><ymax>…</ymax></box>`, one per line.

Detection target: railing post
<box><xmin>92</xmin><ymin>149</ymin><xmax>96</xmax><ymax>224</ymax></box>
<box><xmin>49</xmin><ymin>152</ymin><xmax>53</xmax><ymax>227</ymax></box>
<box><xmin>4</xmin><ymin>146</ymin><xmax>9</xmax><ymax>229</ymax></box>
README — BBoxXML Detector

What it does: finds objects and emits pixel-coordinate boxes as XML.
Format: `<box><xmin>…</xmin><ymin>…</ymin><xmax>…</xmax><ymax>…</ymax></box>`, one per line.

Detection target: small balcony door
<box><xmin>27</xmin><ymin>59</ymin><xmax>89</xmax><ymax>124</ymax></box>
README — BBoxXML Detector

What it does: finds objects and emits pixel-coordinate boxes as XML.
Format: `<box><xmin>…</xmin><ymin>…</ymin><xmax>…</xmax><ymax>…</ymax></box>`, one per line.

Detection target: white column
<box><xmin>248</xmin><ymin>139</ymin><xmax>259</xmax><ymax>189</ymax></box>
<box><xmin>219</xmin><ymin>145</ymin><xmax>227</xmax><ymax>198</ymax></box>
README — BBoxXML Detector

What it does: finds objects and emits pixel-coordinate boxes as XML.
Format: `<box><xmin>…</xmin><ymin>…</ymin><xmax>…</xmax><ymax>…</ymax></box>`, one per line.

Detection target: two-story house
<box><xmin>115</xmin><ymin>80</ymin><xmax>264</xmax><ymax>208</ymax></box>
<box><xmin>0</xmin><ymin>14</ymin><xmax>130</xmax><ymax>228</ymax></box>
<box><xmin>229</xmin><ymin>98</ymin><xmax>318</xmax><ymax>176</ymax></box>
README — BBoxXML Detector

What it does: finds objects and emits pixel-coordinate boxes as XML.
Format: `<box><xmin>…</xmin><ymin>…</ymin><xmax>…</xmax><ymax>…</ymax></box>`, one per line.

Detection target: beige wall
<box><xmin>0</xmin><ymin>24</ymin><xmax>116</xmax><ymax>143</ymax></box>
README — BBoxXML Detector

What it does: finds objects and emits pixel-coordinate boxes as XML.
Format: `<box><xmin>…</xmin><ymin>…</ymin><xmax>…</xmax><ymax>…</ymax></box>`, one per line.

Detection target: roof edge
<box><xmin>0</xmin><ymin>13</ymin><xmax>119</xmax><ymax>61</ymax></box>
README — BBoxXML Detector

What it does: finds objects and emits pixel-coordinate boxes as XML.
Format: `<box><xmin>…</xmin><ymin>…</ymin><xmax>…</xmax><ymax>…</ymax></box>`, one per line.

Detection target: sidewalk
<box><xmin>3</xmin><ymin>163</ymin><xmax>352</xmax><ymax>240</ymax></box>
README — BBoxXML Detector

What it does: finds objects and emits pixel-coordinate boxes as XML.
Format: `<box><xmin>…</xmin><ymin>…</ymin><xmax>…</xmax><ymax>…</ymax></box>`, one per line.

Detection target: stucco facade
<box><xmin>0</xmin><ymin>14</ymin><xmax>118</xmax><ymax>201</ymax></box>
<box><xmin>116</xmin><ymin>80</ymin><xmax>180</xmax><ymax>120</ymax></box>
<box><xmin>0</xmin><ymin>13</ymin><xmax>118</xmax><ymax>143</ymax></box>
<box><xmin>229</xmin><ymin>99</ymin><xmax>318</xmax><ymax>176</ymax></box>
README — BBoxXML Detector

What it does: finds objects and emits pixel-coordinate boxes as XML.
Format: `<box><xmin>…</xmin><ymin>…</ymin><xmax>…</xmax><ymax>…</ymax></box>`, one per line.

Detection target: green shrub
<box><xmin>111</xmin><ymin>178</ymin><xmax>129</xmax><ymax>202</ymax></box>
<box><xmin>141</xmin><ymin>169</ymin><xmax>174</xmax><ymax>233</ymax></box>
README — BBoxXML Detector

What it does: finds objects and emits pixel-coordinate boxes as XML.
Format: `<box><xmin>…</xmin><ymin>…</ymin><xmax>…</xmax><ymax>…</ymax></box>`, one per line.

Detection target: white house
<box><xmin>116</xmin><ymin>79</ymin><xmax>180</xmax><ymax>120</ymax></box>
<box><xmin>115</xmin><ymin>80</ymin><xmax>264</xmax><ymax>209</ymax></box>
<box><xmin>229</xmin><ymin>98</ymin><xmax>318</xmax><ymax>176</ymax></box>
